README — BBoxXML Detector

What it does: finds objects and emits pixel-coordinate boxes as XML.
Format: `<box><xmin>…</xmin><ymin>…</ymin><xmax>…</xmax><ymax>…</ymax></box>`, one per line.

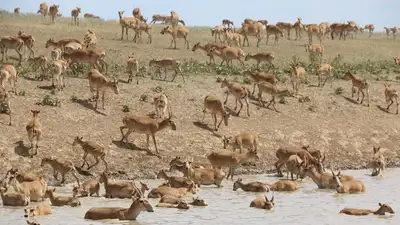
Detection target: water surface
<box><xmin>0</xmin><ymin>169</ymin><xmax>398</xmax><ymax>225</ymax></box>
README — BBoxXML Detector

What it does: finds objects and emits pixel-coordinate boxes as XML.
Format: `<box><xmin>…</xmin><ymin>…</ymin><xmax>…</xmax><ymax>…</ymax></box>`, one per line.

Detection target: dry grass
<box><xmin>1</xmin><ymin>11</ymin><xmax>400</xmax><ymax>182</ymax></box>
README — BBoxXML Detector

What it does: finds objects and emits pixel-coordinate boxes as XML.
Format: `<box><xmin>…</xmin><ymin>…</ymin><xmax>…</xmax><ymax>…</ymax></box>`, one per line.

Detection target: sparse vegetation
<box><xmin>122</xmin><ymin>105</ymin><xmax>130</xmax><ymax>112</ymax></box>
<box><xmin>36</xmin><ymin>95</ymin><xmax>61</xmax><ymax>107</ymax></box>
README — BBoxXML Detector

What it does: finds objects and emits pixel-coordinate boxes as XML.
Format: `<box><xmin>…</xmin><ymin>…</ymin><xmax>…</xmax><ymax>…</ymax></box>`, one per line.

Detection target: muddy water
<box><xmin>0</xmin><ymin>169</ymin><xmax>398</xmax><ymax>225</ymax></box>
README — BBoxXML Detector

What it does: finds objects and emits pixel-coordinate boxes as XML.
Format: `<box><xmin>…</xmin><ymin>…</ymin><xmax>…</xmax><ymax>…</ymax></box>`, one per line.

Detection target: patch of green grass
<box><xmin>70</xmin><ymin>95</ymin><xmax>78</xmax><ymax>102</ymax></box>
<box><xmin>36</xmin><ymin>95</ymin><xmax>61</xmax><ymax>107</ymax></box>
<box><xmin>122</xmin><ymin>105</ymin><xmax>130</xmax><ymax>112</ymax></box>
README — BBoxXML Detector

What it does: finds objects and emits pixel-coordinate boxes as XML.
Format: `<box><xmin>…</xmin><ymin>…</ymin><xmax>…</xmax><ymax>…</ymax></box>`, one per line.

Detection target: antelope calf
<box><xmin>265</xmin><ymin>179</ymin><xmax>301</xmax><ymax>191</ymax></box>
<box><xmin>266</xmin><ymin>25</ymin><xmax>284</xmax><ymax>45</ymax></box>
<box><xmin>221</xmin><ymin>78</ymin><xmax>249</xmax><ymax>116</ymax></box>
<box><xmin>340</xmin><ymin>203</ymin><xmax>394</xmax><ymax>216</ymax></box>
<box><xmin>71</xmin><ymin>7</ymin><xmax>81</xmax><ymax>26</ymax></box>
<box><xmin>44</xmin><ymin>188</ymin><xmax>81</xmax><ymax>207</ymax></box>
<box><xmin>160</xmin><ymin>26</ymin><xmax>190</xmax><ymax>50</ymax></box>
<box><xmin>48</xmin><ymin>59</ymin><xmax>67</xmax><ymax>90</ymax></box>
<box><xmin>290</xmin><ymin>61</ymin><xmax>306</xmax><ymax>96</ymax></box>
<box><xmin>26</xmin><ymin>110</ymin><xmax>41</xmax><ymax>156</ymax></box>
<box><xmin>149</xmin><ymin>58</ymin><xmax>184</xmax><ymax>82</ymax></box>
<box><xmin>0</xmin><ymin>87</ymin><xmax>11</xmax><ymax>125</ymax></box>
<box><xmin>51</xmin><ymin>47</ymin><xmax>62</xmax><ymax>60</ymax></box>
<box><xmin>72</xmin><ymin>178</ymin><xmax>100</xmax><ymax>197</ymax></box>
<box><xmin>202</xmin><ymin>95</ymin><xmax>231</xmax><ymax>131</ymax></box>
<box><xmin>257</xmin><ymin>81</ymin><xmax>291</xmax><ymax>111</ymax></box>
<box><xmin>304</xmin><ymin>44</ymin><xmax>324</xmax><ymax>59</ymax></box>
<box><xmin>126</xmin><ymin>53</ymin><xmax>139</xmax><ymax>84</ymax></box>
<box><xmin>233</xmin><ymin>178</ymin><xmax>267</xmax><ymax>192</ymax></box>
<box><xmin>223</xmin><ymin>131</ymin><xmax>258</xmax><ymax>153</ymax></box>
<box><xmin>223</xmin><ymin>28</ymin><xmax>243</xmax><ymax>47</ymax></box>
<box><xmin>189</xmin><ymin>197</ymin><xmax>208</xmax><ymax>206</ymax></box>
<box><xmin>383</xmin><ymin>83</ymin><xmax>398</xmax><ymax>114</ymax></box>
<box><xmin>85</xmin><ymin>195</ymin><xmax>154</xmax><ymax>220</ymax></box>
<box><xmin>316</xmin><ymin>63</ymin><xmax>333</xmax><ymax>87</ymax></box>
<box><xmin>24</xmin><ymin>204</ymin><xmax>52</xmax><ymax>217</ymax></box>
<box><xmin>120</xmin><ymin>113</ymin><xmax>176</xmax><ymax>153</ymax></box>
<box><xmin>243</xmin><ymin>71</ymin><xmax>278</xmax><ymax>95</ymax></box>
<box><xmin>156</xmin><ymin>201</ymin><xmax>190</xmax><ymax>209</ymax></box>
<box><xmin>332</xmin><ymin>170</ymin><xmax>365</xmax><ymax>193</ymax></box>
<box><xmin>148</xmin><ymin>181</ymin><xmax>198</xmax><ymax>198</ymax></box>
<box><xmin>191</xmin><ymin>42</ymin><xmax>229</xmax><ymax>64</ymax></box>
<box><xmin>245</xmin><ymin>52</ymin><xmax>275</xmax><ymax>68</ymax></box>
<box><xmin>83</xmin><ymin>30</ymin><xmax>97</xmax><ymax>49</ymax></box>
<box><xmin>72</xmin><ymin>136</ymin><xmax>108</xmax><ymax>171</ymax></box>
<box><xmin>0</xmin><ymin>187</ymin><xmax>30</xmax><ymax>206</ymax></box>
<box><xmin>27</xmin><ymin>55</ymin><xmax>47</xmax><ymax>81</ymax></box>
<box><xmin>87</xmin><ymin>69</ymin><xmax>119</xmax><ymax>110</ymax></box>
<box><xmin>128</xmin><ymin>22</ymin><xmax>152</xmax><ymax>44</ymax></box>
<box><xmin>17</xmin><ymin>31</ymin><xmax>35</xmax><ymax>58</ymax></box>
<box><xmin>285</xmin><ymin>155</ymin><xmax>306</xmax><ymax>180</ymax></box>
<box><xmin>169</xmin><ymin>156</ymin><xmax>208</xmax><ymax>169</ymax></box>
<box><xmin>0</xmin><ymin>64</ymin><xmax>17</xmax><ymax>93</ymax></box>
<box><xmin>0</xmin><ymin>36</ymin><xmax>23</xmax><ymax>65</ymax></box>
<box><xmin>40</xmin><ymin>157</ymin><xmax>81</xmax><ymax>186</ymax></box>
<box><xmin>250</xmin><ymin>194</ymin><xmax>274</xmax><ymax>210</ymax></box>
<box><xmin>211</xmin><ymin>25</ymin><xmax>225</xmax><ymax>43</ymax></box>
<box><xmin>45</xmin><ymin>38</ymin><xmax>82</xmax><ymax>52</ymax></box>
<box><xmin>344</xmin><ymin>71</ymin><xmax>370</xmax><ymax>106</ymax></box>
<box><xmin>207</xmin><ymin>46</ymin><xmax>245</xmax><ymax>67</ymax></box>
<box><xmin>370</xmin><ymin>146</ymin><xmax>385</xmax><ymax>176</ymax></box>
<box><xmin>153</xmin><ymin>93</ymin><xmax>171</xmax><ymax>120</ymax></box>
<box><xmin>207</xmin><ymin>150</ymin><xmax>260</xmax><ymax>179</ymax></box>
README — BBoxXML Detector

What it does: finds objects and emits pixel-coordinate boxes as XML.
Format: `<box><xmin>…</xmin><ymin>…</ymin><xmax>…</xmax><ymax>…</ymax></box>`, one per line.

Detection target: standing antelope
<box><xmin>237</xmin><ymin>22</ymin><xmax>262</xmax><ymax>47</ymax></box>
<box><xmin>0</xmin><ymin>36</ymin><xmax>24</xmax><ymax>65</ymax></box>
<box><xmin>257</xmin><ymin>81</ymin><xmax>291</xmax><ymax>111</ymax></box>
<box><xmin>266</xmin><ymin>25</ymin><xmax>284</xmax><ymax>45</ymax></box>
<box><xmin>120</xmin><ymin>114</ymin><xmax>177</xmax><ymax>154</ymax></box>
<box><xmin>72</xmin><ymin>136</ymin><xmax>108</xmax><ymax>172</ymax></box>
<box><xmin>17</xmin><ymin>31</ymin><xmax>35</xmax><ymax>58</ymax></box>
<box><xmin>149</xmin><ymin>58</ymin><xmax>184</xmax><ymax>82</ymax></box>
<box><xmin>384</xmin><ymin>83</ymin><xmax>398</xmax><ymax>114</ymax></box>
<box><xmin>0</xmin><ymin>64</ymin><xmax>17</xmax><ymax>93</ymax></box>
<box><xmin>118</xmin><ymin>11</ymin><xmax>140</xmax><ymax>40</ymax></box>
<box><xmin>191</xmin><ymin>42</ymin><xmax>229</xmax><ymax>64</ymax></box>
<box><xmin>160</xmin><ymin>26</ymin><xmax>190</xmax><ymax>50</ymax></box>
<box><xmin>293</xmin><ymin>17</ymin><xmax>304</xmax><ymax>40</ymax></box>
<box><xmin>37</xmin><ymin>2</ymin><xmax>48</xmax><ymax>19</ymax></box>
<box><xmin>48</xmin><ymin>4</ymin><xmax>59</xmax><ymax>24</ymax></box>
<box><xmin>207</xmin><ymin>46</ymin><xmax>245</xmax><ymax>67</ymax></box>
<box><xmin>153</xmin><ymin>93</ymin><xmax>172</xmax><ymax>120</ymax></box>
<box><xmin>220</xmin><ymin>78</ymin><xmax>250</xmax><ymax>116</ymax></box>
<box><xmin>49</xmin><ymin>59</ymin><xmax>67</xmax><ymax>90</ymax></box>
<box><xmin>87</xmin><ymin>69</ymin><xmax>120</xmax><ymax>110</ymax></box>
<box><xmin>316</xmin><ymin>63</ymin><xmax>333</xmax><ymax>87</ymax></box>
<box><xmin>223</xmin><ymin>131</ymin><xmax>259</xmax><ymax>153</ymax></box>
<box><xmin>243</xmin><ymin>71</ymin><xmax>277</xmax><ymax>95</ymax></box>
<box><xmin>370</xmin><ymin>146</ymin><xmax>385</xmax><ymax>176</ymax></box>
<box><xmin>211</xmin><ymin>25</ymin><xmax>225</xmax><ymax>43</ymax></box>
<box><xmin>290</xmin><ymin>55</ymin><xmax>306</xmax><ymax>96</ymax></box>
<box><xmin>126</xmin><ymin>54</ymin><xmax>139</xmax><ymax>84</ymax></box>
<box><xmin>222</xmin><ymin>19</ymin><xmax>234</xmax><ymax>29</ymax></box>
<box><xmin>41</xmin><ymin>157</ymin><xmax>81</xmax><ymax>186</ymax></box>
<box><xmin>245</xmin><ymin>52</ymin><xmax>275</xmax><ymax>68</ymax></box>
<box><xmin>344</xmin><ymin>71</ymin><xmax>370</xmax><ymax>107</ymax></box>
<box><xmin>26</xmin><ymin>110</ymin><xmax>41</xmax><ymax>157</ymax></box>
<box><xmin>276</xmin><ymin>21</ymin><xmax>293</xmax><ymax>40</ymax></box>
<box><xmin>202</xmin><ymin>95</ymin><xmax>231</xmax><ymax>131</ymax></box>
<box><xmin>14</xmin><ymin>7</ymin><xmax>20</xmax><ymax>15</ymax></box>
<box><xmin>305</xmin><ymin>24</ymin><xmax>323</xmax><ymax>44</ymax></box>
<box><xmin>0</xmin><ymin>86</ymin><xmax>11</xmax><ymax>125</ymax></box>
<box><xmin>364</xmin><ymin>24</ymin><xmax>375</xmax><ymax>37</ymax></box>
<box><xmin>71</xmin><ymin>7</ymin><xmax>81</xmax><ymax>26</ymax></box>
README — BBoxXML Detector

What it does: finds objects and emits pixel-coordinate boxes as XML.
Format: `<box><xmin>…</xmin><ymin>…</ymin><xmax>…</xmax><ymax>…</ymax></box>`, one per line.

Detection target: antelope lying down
<box><xmin>340</xmin><ymin>203</ymin><xmax>394</xmax><ymax>216</ymax></box>
<box><xmin>171</xmin><ymin>160</ymin><xmax>225</xmax><ymax>187</ymax></box>
<box><xmin>250</xmin><ymin>194</ymin><xmax>274</xmax><ymax>210</ymax></box>
<box><xmin>0</xmin><ymin>187</ymin><xmax>30</xmax><ymax>206</ymax></box>
<box><xmin>332</xmin><ymin>169</ymin><xmax>365</xmax><ymax>194</ymax></box>
<box><xmin>233</xmin><ymin>178</ymin><xmax>268</xmax><ymax>192</ymax></box>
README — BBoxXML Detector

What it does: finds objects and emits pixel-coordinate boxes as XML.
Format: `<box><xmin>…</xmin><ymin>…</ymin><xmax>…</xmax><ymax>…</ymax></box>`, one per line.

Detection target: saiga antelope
<box><xmin>87</xmin><ymin>69</ymin><xmax>120</xmax><ymax>110</ymax></box>
<box><xmin>202</xmin><ymin>95</ymin><xmax>231</xmax><ymax>131</ymax></box>
<box><xmin>384</xmin><ymin>83</ymin><xmax>398</xmax><ymax>114</ymax></box>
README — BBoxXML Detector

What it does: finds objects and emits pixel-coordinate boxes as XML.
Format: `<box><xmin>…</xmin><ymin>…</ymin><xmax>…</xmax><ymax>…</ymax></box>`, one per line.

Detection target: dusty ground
<box><xmin>1</xmin><ymin>13</ymin><xmax>400</xmax><ymax>183</ymax></box>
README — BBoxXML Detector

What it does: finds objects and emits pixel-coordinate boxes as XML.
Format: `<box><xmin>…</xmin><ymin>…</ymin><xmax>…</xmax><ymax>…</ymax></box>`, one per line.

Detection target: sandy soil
<box><xmin>1</xmin><ymin>14</ymin><xmax>400</xmax><ymax>184</ymax></box>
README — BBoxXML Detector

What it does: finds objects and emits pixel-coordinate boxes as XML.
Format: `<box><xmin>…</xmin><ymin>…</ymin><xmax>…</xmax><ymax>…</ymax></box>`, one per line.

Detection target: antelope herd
<box><xmin>0</xmin><ymin>3</ymin><xmax>399</xmax><ymax>224</ymax></box>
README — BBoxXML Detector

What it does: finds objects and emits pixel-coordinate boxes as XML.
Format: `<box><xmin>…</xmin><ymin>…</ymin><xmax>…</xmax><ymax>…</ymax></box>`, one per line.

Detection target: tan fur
<box><xmin>266</xmin><ymin>25</ymin><xmax>284</xmax><ymax>45</ymax></box>
<box><xmin>84</xmin><ymin>30</ymin><xmax>97</xmax><ymax>49</ymax></box>
<box><xmin>207</xmin><ymin>46</ymin><xmax>245</xmax><ymax>67</ymax></box>
<box><xmin>17</xmin><ymin>31</ymin><xmax>36</xmax><ymax>58</ymax></box>
<box><xmin>156</xmin><ymin>170</ymin><xmax>192</xmax><ymax>188</ymax></box>
<box><xmin>24</xmin><ymin>204</ymin><xmax>52</xmax><ymax>217</ymax></box>
<box><xmin>160</xmin><ymin>26</ymin><xmax>190</xmax><ymax>50</ymax></box>
<box><xmin>285</xmin><ymin>155</ymin><xmax>306</xmax><ymax>180</ymax></box>
<box><xmin>71</xmin><ymin>7</ymin><xmax>81</xmax><ymax>26</ymax></box>
<box><xmin>128</xmin><ymin>22</ymin><xmax>152</xmax><ymax>44</ymax></box>
<box><xmin>27</xmin><ymin>55</ymin><xmax>47</xmax><ymax>81</ymax></box>
<box><xmin>44</xmin><ymin>188</ymin><xmax>81</xmax><ymax>207</ymax></box>
<box><xmin>148</xmin><ymin>181</ymin><xmax>197</xmax><ymax>198</ymax></box>
<box><xmin>211</xmin><ymin>25</ymin><xmax>225</xmax><ymax>43</ymax></box>
<box><xmin>0</xmin><ymin>36</ymin><xmax>24</xmax><ymax>65</ymax></box>
<box><xmin>266</xmin><ymin>180</ymin><xmax>300</xmax><ymax>191</ymax></box>
<box><xmin>303</xmin><ymin>165</ymin><xmax>353</xmax><ymax>189</ymax></box>
<box><xmin>290</xmin><ymin>55</ymin><xmax>306</xmax><ymax>95</ymax></box>
<box><xmin>221</xmin><ymin>78</ymin><xmax>249</xmax><ymax>116</ymax></box>
<box><xmin>119</xmin><ymin>114</ymin><xmax>176</xmax><ymax>154</ymax></box>
<box><xmin>233</xmin><ymin>178</ymin><xmax>267</xmax><ymax>192</ymax></box>
<box><xmin>223</xmin><ymin>29</ymin><xmax>243</xmax><ymax>47</ymax></box>
<box><xmin>26</xmin><ymin>110</ymin><xmax>41</xmax><ymax>156</ymax></box>
<box><xmin>223</xmin><ymin>131</ymin><xmax>258</xmax><ymax>153</ymax></box>
<box><xmin>237</xmin><ymin>22</ymin><xmax>262</xmax><ymax>47</ymax></box>
<box><xmin>0</xmin><ymin>64</ymin><xmax>17</xmax><ymax>93</ymax></box>
<box><xmin>222</xmin><ymin>19</ymin><xmax>234</xmax><ymax>28</ymax></box>
<box><xmin>84</xmin><ymin>13</ymin><xmax>100</xmax><ymax>19</ymax></box>
<box><xmin>257</xmin><ymin>81</ymin><xmax>291</xmax><ymax>111</ymax></box>
<box><xmin>99</xmin><ymin>172</ymin><xmax>144</xmax><ymax>198</ymax></box>
<box><xmin>369</xmin><ymin>146</ymin><xmax>386</xmax><ymax>176</ymax></box>
<box><xmin>118</xmin><ymin>11</ymin><xmax>140</xmax><ymax>40</ymax></box>
<box><xmin>48</xmin><ymin>4</ymin><xmax>60</xmax><ymax>24</ymax></box>
<box><xmin>202</xmin><ymin>95</ymin><xmax>231</xmax><ymax>131</ymax></box>
<box><xmin>72</xmin><ymin>178</ymin><xmax>100</xmax><ymax>197</ymax></box>
<box><xmin>40</xmin><ymin>157</ymin><xmax>80</xmax><ymax>186</ymax></box>
<box><xmin>245</xmin><ymin>52</ymin><xmax>274</xmax><ymax>68</ymax></box>
<box><xmin>150</xmin><ymin>14</ymin><xmax>170</xmax><ymax>24</ymax></box>
<box><xmin>383</xmin><ymin>83</ymin><xmax>398</xmax><ymax>114</ymax></box>
<box><xmin>153</xmin><ymin>93</ymin><xmax>172</xmax><ymax>120</ymax></box>
<box><xmin>73</xmin><ymin>136</ymin><xmax>108</xmax><ymax>171</ymax></box>
<box><xmin>363</xmin><ymin>24</ymin><xmax>375</xmax><ymax>37</ymax></box>
<box><xmin>9</xmin><ymin>175</ymin><xmax>47</xmax><ymax>202</ymax></box>
<box><xmin>344</xmin><ymin>71</ymin><xmax>370</xmax><ymax>106</ymax></box>
<box><xmin>48</xmin><ymin>59</ymin><xmax>67</xmax><ymax>90</ymax></box>
<box><xmin>0</xmin><ymin>86</ymin><xmax>11</xmax><ymax>125</ymax></box>
<box><xmin>305</xmin><ymin>24</ymin><xmax>323</xmax><ymax>44</ymax></box>
<box><xmin>87</xmin><ymin>69</ymin><xmax>119</xmax><ymax>110</ymax></box>
<box><xmin>316</xmin><ymin>63</ymin><xmax>333</xmax><ymax>87</ymax></box>
<box><xmin>149</xmin><ymin>58</ymin><xmax>184</xmax><ymax>82</ymax></box>
<box><xmin>292</xmin><ymin>17</ymin><xmax>304</xmax><ymax>40</ymax></box>
<box><xmin>207</xmin><ymin>150</ymin><xmax>260</xmax><ymax>179</ymax></box>
<box><xmin>331</xmin><ymin>170</ymin><xmax>365</xmax><ymax>193</ymax></box>
<box><xmin>276</xmin><ymin>22</ymin><xmax>293</xmax><ymax>39</ymax></box>
<box><xmin>340</xmin><ymin>203</ymin><xmax>394</xmax><ymax>216</ymax></box>
<box><xmin>126</xmin><ymin>53</ymin><xmax>139</xmax><ymax>83</ymax></box>
<box><xmin>249</xmin><ymin>194</ymin><xmax>274</xmax><ymax>209</ymax></box>
<box><xmin>37</xmin><ymin>2</ymin><xmax>49</xmax><ymax>18</ymax></box>
<box><xmin>0</xmin><ymin>187</ymin><xmax>30</xmax><ymax>206</ymax></box>
<box><xmin>243</xmin><ymin>70</ymin><xmax>277</xmax><ymax>95</ymax></box>
<box><xmin>84</xmin><ymin>196</ymin><xmax>154</xmax><ymax>220</ymax></box>
<box><xmin>191</xmin><ymin>42</ymin><xmax>228</xmax><ymax>64</ymax></box>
